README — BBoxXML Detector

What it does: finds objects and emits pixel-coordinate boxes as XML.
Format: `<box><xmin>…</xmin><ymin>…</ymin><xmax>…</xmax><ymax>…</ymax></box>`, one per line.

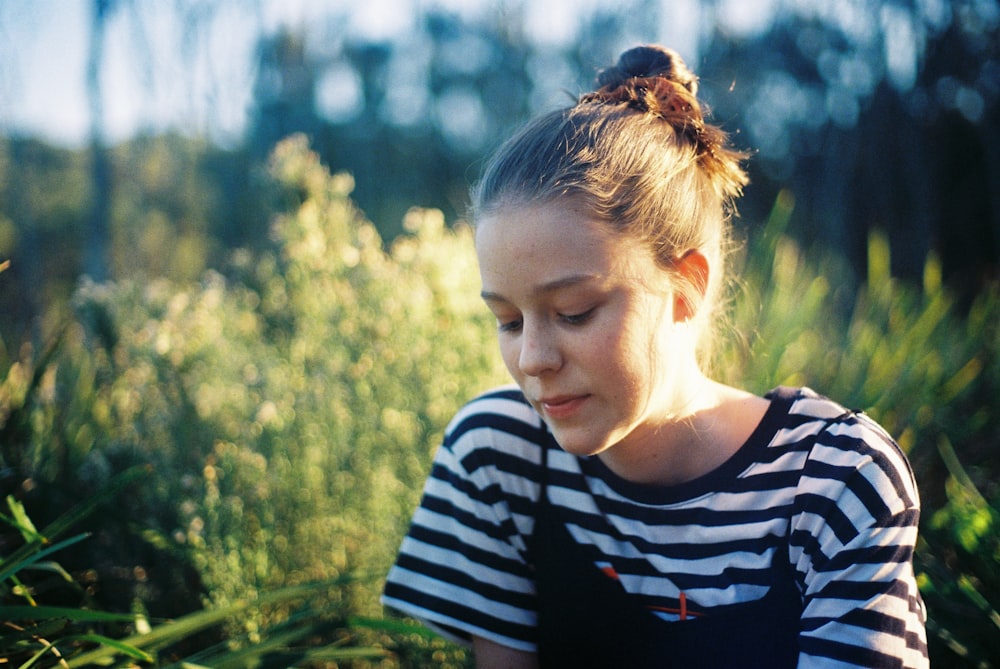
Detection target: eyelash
<box><xmin>497</xmin><ymin>319</ymin><xmax>522</xmax><ymax>333</ymax></box>
<box><xmin>497</xmin><ymin>309</ymin><xmax>594</xmax><ymax>333</ymax></box>
<box><xmin>561</xmin><ymin>309</ymin><xmax>595</xmax><ymax>325</ymax></box>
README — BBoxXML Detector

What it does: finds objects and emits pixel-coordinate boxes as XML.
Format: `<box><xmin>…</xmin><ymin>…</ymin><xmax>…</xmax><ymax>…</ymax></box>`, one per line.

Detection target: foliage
<box><xmin>0</xmin><ymin>134</ymin><xmax>269</xmax><ymax>348</ymax></box>
<box><xmin>1</xmin><ymin>137</ymin><xmax>998</xmax><ymax>666</ymax></box>
<box><xmin>1</xmin><ymin>135</ymin><xmax>501</xmax><ymax>666</ymax></box>
<box><xmin>0</xmin><ymin>482</ymin><xmax>390</xmax><ymax>668</ymax></box>
<box><xmin>726</xmin><ymin>189</ymin><xmax>997</xmax><ymax>468</ymax></box>
<box><xmin>722</xmin><ymin>190</ymin><xmax>1000</xmax><ymax>666</ymax></box>
<box><xmin>3</xmin><ymin>1</ymin><xmax>999</xmax><ymax>346</ymax></box>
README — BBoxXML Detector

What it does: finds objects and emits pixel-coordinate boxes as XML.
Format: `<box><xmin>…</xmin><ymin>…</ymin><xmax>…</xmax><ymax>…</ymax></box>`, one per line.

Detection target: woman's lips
<box><xmin>540</xmin><ymin>395</ymin><xmax>589</xmax><ymax>420</ymax></box>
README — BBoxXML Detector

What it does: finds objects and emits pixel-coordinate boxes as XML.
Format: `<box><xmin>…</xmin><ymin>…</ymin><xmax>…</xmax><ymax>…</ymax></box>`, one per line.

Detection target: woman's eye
<box><xmin>497</xmin><ymin>318</ymin><xmax>523</xmax><ymax>333</ymax></box>
<box><xmin>560</xmin><ymin>309</ymin><xmax>595</xmax><ymax>325</ymax></box>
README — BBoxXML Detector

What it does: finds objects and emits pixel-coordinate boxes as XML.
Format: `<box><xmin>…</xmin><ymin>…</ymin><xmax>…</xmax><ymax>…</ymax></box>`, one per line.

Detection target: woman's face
<box><xmin>476</xmin><ymin>198</ymin><xmax>703</xmax><ymax>460</ymax></box>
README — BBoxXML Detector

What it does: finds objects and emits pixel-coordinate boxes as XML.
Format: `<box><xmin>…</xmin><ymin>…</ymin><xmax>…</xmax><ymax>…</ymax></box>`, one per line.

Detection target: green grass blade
<box><xmin>0</xmin><ymin>533</ymin><xmax>92</xmax><ymax>583</ymax></box>
<box><xmin>16</xmin><ymin>642</ymin><xmax>62</xmax><ymax>669</ymax></box>
<box><xmin>64</xmin><ymin>581</ymin><xmax>341</xmax><ymax>668</ymax></box>
<box><xmin>349</xmin><ymin>615</ymin><xmax>438</xmax><ymax>638</ymax></box>
<box><xmin>37</xmin><ymin>465</ymin><xmax>151</xmax><ymax>541</ymax></box>
<box><xmin>68</xmin><ymin>634</ymin><xmax>155</xmax><ymax>662</ymax></box>
<box><xmin>300</xmin><ymin>646</ymin><xmax>391</xmax><ymax>661</ymax></box>
<box><xmin>2</xmin><ymin>496</ymin><xmax>43</xmax><ymax>542</ymax></box>
<box><xmin>0</xmin><ymin>605</ymin><xmax>138</xmax><ymax>623</ymax></box>
<box><xmin>0</xmin><ymin>619</ymin><xmax>68</xmax><ymax>655</ymax></box>
<box><xmin>206</xmin><ymin>623</ymin><xmax>316</xmax><ymax>669</ymax></box>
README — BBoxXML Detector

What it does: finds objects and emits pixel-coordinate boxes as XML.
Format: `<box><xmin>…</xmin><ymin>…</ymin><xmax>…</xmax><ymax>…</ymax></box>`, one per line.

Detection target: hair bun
<box><xmin>583</xmin><ymin>45</ymin><xmax>703</xmax><ymax>125</ymax></box>
<box><xmin>581</xmin><ymin>44</ymin><xmax>748</xmax><ymax>201</ymax></box>
<box><xmin>596</xmin><ymin>45</ymin><xmax>698</xmax><ymax>96</ymax></box>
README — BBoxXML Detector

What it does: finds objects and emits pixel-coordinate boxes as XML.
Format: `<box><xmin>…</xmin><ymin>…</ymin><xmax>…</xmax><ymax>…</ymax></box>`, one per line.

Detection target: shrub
<box><xmin>2</xmin><ymin>135</ymin><xmax>504</xmax><ymax>665</ymax></box>
<box><xmin>1</xmin><ymin>139</ymin><xmax>997</xmax><ymax>667</ymax></box>
<box><xmin>724</xmin><ymin>190</ymin><xmax>1000</xmax><ymax>666</ymax></box>
<box><xmin>0</xmin><ymin>480</ymin><xmax>391</xmax><ymax>667</ymax></box>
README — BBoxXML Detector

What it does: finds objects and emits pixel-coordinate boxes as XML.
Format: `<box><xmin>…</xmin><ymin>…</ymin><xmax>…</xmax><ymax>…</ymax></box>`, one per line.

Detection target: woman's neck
<box><xmin>596</xmin><ymin>380</ymin><xmax>770</xmax><ymax>486</ymax></box>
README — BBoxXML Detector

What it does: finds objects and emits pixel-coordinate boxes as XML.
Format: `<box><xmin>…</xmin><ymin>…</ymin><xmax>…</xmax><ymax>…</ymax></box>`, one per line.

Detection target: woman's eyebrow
<box><xmin>480</xmin><ymin>290</ymin><xmax>508</xmax><ymax>304</ymax></box>
<box><xmin>480</xmin><ymin>274</ymin><xmax>601</xmax><ymax>303</ymax></box>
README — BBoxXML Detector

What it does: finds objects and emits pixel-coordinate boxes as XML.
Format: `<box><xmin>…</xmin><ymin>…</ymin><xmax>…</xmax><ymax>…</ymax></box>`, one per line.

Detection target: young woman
<box><xmin>383</xmin><ymin>45</ymin><xmax>928</xmax><ymax>668</ymax></box>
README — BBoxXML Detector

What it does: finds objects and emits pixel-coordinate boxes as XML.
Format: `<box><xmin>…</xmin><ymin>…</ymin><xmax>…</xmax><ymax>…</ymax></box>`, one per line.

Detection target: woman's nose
<box><xmin>518</xmin><ymin>322</ymin><xmax>562</xmax><ymax>376</ymax></box>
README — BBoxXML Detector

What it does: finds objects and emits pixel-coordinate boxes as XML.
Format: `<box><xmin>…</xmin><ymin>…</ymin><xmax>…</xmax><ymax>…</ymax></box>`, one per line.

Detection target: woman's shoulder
<box><xmin>766</xmin><ymin>386</ymin><xmax>852</xmax><ymax>422</ymax></box>
<box><xmin>766</xmin><ymin>386</ymin><xmax>896</xmax><ymax>448</ymax></box>
<box><xmin>770</xmin><ymin>386</ymin><xmax>919</xmax><ymax>513</ymax></box>
<box><xmin>771</xmin><ymin>386</ymin><xmax>905</xmax><ymax>455</ymax></box>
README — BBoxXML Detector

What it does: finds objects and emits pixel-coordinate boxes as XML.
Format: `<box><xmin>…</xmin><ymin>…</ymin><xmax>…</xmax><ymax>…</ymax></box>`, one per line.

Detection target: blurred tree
<box><xmin>84</xmin><ymin>0</ymin><xmax>116</xmax><ymax>283</ymax></box>
<box><xmin>110</xmin><ymin>134</ymin><xmax>222</xmax><ymax>283</ymax></box>
<box><xmin>0</xmin><ymin>139</ymin><xmax>44</xmax><ymax>345</ymax></box>
<box><xmin>251</xmin><ymin>28</ymin><xmax>323</xmax><ymax>156</ymax></box>
<box><xmin>239</xmin><ymin>0</ymin><xmax>996</xmax><ymax>294</ymax></box>
<box><xmin>246</xmin><ymin>5</ymin><xmax>541</xmax><ymax>239</ymax></box>
<box><xmin>76</xmin><ymin>0</ymin><xmax>253</xmax><ymax>285</ymax></box>
<box><xmin>2</xmin><ymin>0</ymin><xmax>998</xmax><ymax>349</ymax></box>
<box><xmin>700</xmin><ymin>0</ymin><xmax>998</xmax><ymax>293</ymax></box>
<box><xmin>919</xmin><ymin>0</ymin><xmax>1000</xmax><ymax>295</ymax></box>
<box><xmin>0</xmin><ymin>139</ymin><xmax>90</xmax><ymax>346</ymax></box>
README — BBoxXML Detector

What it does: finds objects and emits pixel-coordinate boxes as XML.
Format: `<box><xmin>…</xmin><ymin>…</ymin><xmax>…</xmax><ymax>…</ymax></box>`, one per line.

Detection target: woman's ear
<box><xmin>673</xmin><ymin>249</ymin><xmax>710</xmax><ymax>323</ymax></box>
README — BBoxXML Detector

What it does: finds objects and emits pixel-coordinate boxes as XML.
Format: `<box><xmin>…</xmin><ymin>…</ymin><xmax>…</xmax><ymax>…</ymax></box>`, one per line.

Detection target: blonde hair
<box><xmin>471</xmin><ymin>45</ymin><xmax>748</xmax><ymax>364</ymax></box>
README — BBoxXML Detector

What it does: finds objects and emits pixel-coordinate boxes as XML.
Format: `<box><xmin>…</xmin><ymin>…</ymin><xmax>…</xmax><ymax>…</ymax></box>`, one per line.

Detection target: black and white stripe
<box><xmin>383</xmin><ymin>386</ymin><xmax>928</xmax><ymax>667</ymax></box>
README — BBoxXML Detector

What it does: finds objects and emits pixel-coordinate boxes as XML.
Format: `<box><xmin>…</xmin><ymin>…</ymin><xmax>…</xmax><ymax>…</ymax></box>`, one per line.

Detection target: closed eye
<box><xmin>497</xmin><ymin>318</ymin><xmax>523</xmax><ymax>333</ymax></box>
<box><xmin>560</xmin><ymin>308</ymin><xmax>595</xmax><ymax>325</ymax></box>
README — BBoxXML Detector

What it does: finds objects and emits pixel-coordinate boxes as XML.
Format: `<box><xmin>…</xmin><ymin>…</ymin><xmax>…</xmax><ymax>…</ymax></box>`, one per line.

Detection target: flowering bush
<box><xmin>69</xmin><ymin>136</ymin><xmax>507</xmax><ymax>615</ymax></box>
<box><xmin>1</xmin><ymin>138</ymin><xmax>997</xmax><ymax>667</ymax></box>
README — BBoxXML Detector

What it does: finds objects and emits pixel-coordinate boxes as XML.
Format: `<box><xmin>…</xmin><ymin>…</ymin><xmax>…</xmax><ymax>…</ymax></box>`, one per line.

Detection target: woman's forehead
<box><xmin>475</xmin><ymin>200</ymin><xmax>662</xmax><ymax>290</ymax></box>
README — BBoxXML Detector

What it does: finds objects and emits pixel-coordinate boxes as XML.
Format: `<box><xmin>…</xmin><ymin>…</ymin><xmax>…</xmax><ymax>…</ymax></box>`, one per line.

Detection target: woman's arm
<box><xmin>793</xmin><ymin>416</ymin><xmax>928</xmax><ymax>667</ymax></box>
<box><xmin>473</xmin><ymin>636</ymin><xmax>539</xmax><ymax>669</ymax></box>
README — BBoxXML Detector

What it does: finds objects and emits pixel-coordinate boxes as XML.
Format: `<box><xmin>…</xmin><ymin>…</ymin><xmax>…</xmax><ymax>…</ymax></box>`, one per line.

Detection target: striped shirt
<box><xmin>383</xmin><ymin>386</ymin><xmax>929</xmax><ymax>668</ymax></box>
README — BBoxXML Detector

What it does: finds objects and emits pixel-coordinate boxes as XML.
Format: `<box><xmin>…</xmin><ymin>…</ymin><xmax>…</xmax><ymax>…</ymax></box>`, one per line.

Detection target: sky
<box><xmin>1</xmin><ymin>0</ymin><xmax>329</xmax><ymax>146</ymax></box>
<box><xmin>0</xmin><ymin>0</ymin><xmax>773</xmax><ymax>148</ymax></box>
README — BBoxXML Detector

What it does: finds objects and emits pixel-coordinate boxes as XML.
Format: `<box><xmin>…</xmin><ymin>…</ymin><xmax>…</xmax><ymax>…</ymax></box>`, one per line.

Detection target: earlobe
<box><xmin>673</xmin><ymin>249</ymin><xmax>710</xmax><ymax>323</ymax></box>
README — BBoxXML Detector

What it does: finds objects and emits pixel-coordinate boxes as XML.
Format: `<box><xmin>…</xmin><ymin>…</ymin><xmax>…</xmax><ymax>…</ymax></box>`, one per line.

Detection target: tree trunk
<box><xmin>84</xmin><ymin>0</ymin><xmax>113</xmax><ymax>282</ymax></box>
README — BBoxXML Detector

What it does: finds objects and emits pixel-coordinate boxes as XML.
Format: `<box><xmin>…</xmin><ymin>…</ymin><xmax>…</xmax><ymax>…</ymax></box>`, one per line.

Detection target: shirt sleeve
<box><xmin>791</xmin><ymin>413</ymin><xmax>929</xmax><ymax>668</ymax></box>
<box><xmin>382</xmin><ymin>389</ymin><xmax>545</xmax><ymax>651</ymax></box>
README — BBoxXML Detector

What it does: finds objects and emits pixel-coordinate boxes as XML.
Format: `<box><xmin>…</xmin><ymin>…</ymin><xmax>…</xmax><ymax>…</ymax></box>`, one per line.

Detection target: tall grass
<box><xmin>725</xmin><ymin>189</ymin><xmax>1000</xmax><ymax>665</ymax></box>
<box><xmin>1</xmin><ymin>137</ymin><xmax>997</xmax><ymax>666</ymax></box>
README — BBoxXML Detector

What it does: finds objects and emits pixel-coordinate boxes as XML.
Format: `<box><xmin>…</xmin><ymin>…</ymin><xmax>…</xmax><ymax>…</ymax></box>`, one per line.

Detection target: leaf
<box><xmin>38</xmin><ymin>465</ymin><xmax>151</xmax><ymax>541</ymax></box>
<box><xmin>0</xmin><ymin>533</ymin><xmax>92</xmax><ymax>584</ymax></box>
<box><xmin>4</xmin><ymin>496</ymin><xmax>43</xmax><ymax>543</ymax></box>
<box><xmin>0</xmin><ymin>605</ymin><xmax>138</xmax><ymax>624</ymax></box>
<box><xmin>348</xmin><ymin>615</ymin><xmax>438</xmax><ymax>638</ymax></box>
<box><xmin>0</xmin><ymin>618</ymin><xmax>69</xmax><ymax>652</ymax></box>
<box><xmin>65</xmin><ymin>581</ymin><xmax>349</xmax><ymax>667</ymax></box>
<box><xmin>70</xmin><ymin>633</ymin><xmax>156</xmax><ymax>662</ymax></box>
